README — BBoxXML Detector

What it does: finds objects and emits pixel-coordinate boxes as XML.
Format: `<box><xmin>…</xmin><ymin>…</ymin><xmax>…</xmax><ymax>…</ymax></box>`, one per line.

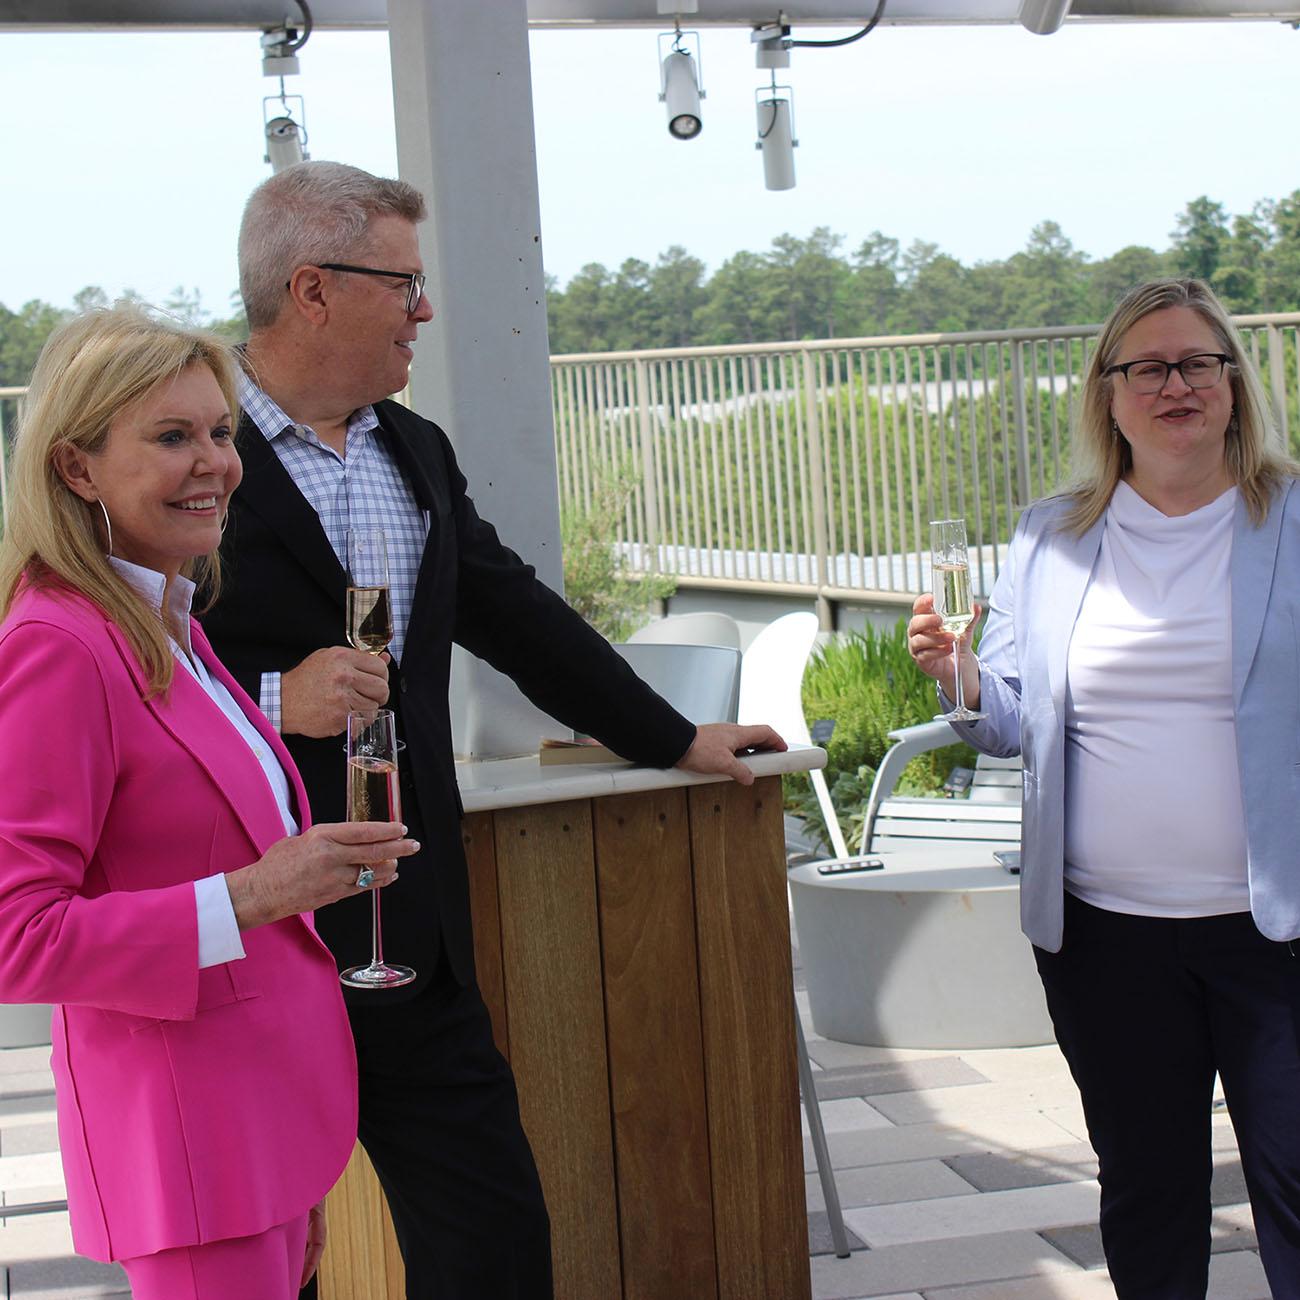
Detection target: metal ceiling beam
<box><xmin>3</xmin><ymin>0</ymin><xmax>1299</xmax><ymax>29</ymax></box>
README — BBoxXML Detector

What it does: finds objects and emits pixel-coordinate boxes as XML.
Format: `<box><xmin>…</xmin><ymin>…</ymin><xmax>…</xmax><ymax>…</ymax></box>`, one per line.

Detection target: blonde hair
<box><xmin>0</xmin><ymin>305</ymin><xmax>241</xmax><ymax>694</ymax></box>
<box><xmin>1063</xmin><ymin>278</ymin><xmax>1296</xmax><ymax>533</ymax></box>
<box><xmin>238</xmin><ymin>160</ymin><xmax>426</xmax><ymax>329</ymax></box>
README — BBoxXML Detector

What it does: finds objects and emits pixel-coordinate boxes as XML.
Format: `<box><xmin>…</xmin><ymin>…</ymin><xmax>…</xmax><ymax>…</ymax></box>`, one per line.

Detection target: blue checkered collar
<box><xmin>236</xmin><ymin>371</ymin><xmax>379</xmax><ymax>449</ymax></box>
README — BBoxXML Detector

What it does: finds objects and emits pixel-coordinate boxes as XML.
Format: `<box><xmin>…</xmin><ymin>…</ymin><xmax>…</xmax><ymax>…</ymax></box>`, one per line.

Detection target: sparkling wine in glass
<box><xmin>340</xmin><ymin>708</ymin><xmax>416</xmax><ymax>989</ymax></box>
<box><xmin>931</xmin><ymin>519</ymin><xmax>984</xmax><ymax>723</ymax></box>
<box><xmin>346</xmin><ymin>529</ymin><xmax>392</xmax><ymax>656</ymax></box>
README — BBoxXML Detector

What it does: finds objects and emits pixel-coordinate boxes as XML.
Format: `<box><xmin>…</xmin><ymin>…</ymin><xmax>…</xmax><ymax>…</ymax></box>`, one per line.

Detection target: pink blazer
<box><xmin>0</xmin><ymin>582</ymin><xmax>357</xmax><ymax>1263</ymax></box>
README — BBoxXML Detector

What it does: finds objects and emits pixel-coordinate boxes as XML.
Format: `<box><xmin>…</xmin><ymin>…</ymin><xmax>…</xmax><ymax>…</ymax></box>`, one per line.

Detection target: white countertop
<box><xmin>456</xmin><ymin>742</ymin><xmax>826</xmax><ymax>813</ymax></box>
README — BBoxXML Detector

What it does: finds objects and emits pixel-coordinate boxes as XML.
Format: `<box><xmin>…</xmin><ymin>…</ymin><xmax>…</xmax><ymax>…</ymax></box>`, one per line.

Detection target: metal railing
<box><xmin>550</xmin><ymin>314</ymin><xmax>1300</xmax><ymax>615</ymax></box>
<box><xmin>5</xmin><ymin>315</ymin><xmax>1300</xmax><ymax>614</ymax></box>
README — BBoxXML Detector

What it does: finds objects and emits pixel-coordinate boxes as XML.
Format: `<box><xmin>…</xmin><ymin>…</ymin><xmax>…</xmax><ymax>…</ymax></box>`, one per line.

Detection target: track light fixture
<box><xmin>260</xmin><ymin>1</ymin><xmax>312</xmax><ymax>172</ymax></box>
<box><xmin>755</xmin><ymin>81</ymin><xmax>797</xmax><ymax>191</ymax></box>
<box><xmin>658</xmin><ymin>26</ymin><xmax>705</xmax><ymax>140</ymax></box>
<box><xmin>1018</xmin><ymin>0</ymin><xmax>1072</xmax><ymax>33</ymax></box>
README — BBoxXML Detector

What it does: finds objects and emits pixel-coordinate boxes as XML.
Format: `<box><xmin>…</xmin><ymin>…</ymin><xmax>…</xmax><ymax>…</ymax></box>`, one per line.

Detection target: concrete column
<box><xmin>387</xmin><ymin>0</ymin><xmax>564</xmax><ymax>759</ymax></box>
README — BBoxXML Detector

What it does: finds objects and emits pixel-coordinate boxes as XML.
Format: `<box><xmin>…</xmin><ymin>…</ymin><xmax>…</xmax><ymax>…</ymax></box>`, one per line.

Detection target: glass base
<box><xmin>340</xmin><ymin>961</ymin><xmax>417</xmax><ymax>989</ymax></box>
<box><xmin>935</xmin><ymin>706</ymin><xmax>985</xmax><ymax>722</ymax></box>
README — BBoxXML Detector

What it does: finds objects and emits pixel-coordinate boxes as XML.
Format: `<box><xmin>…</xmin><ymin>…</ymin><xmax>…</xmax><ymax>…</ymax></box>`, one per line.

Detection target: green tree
<box><xmin>1170</xmin><ymin>196</ymin><xmax>1230</xmax><ymax>283</ymax></box>
<box><xmin>696</xmin><ymin>250</ymin><xmax>778</xmax><ymax>345</ymax></box>
<box><xmin>844</xmin><ymin>232</ymin><xmax>901</xmax><ymax>335</ymax></box>
<box><xmin>647</xmin><ymin>246</ymin><xmax>707</xmax><ymax>348</ymax></box>
<box><xmin>896</xmin><ymin>241</ymin><xmax>970</xmax><ymax>332</ymax></box>
<box><xmin>1086</xmin><ymin>245</ymin><xmax>1168</xmax><ymax>318</ymax></box>
<box><xmin>998</xmin><ymin>222</ymin><xmax>1088</xmax><ymax>327</ymax></box>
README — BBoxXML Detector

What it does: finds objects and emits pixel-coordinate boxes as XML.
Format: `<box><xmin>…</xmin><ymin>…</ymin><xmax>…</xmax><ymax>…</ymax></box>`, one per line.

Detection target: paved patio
<box><xmin>0</xmin><ymin>936</ymin><xmax>1271</xmax><ymax>1300</ymax></box>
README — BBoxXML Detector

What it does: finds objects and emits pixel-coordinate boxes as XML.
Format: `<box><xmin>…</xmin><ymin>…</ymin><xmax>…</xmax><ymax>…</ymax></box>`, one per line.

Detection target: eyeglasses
<box><xmin>1103</xmin><ymin>353</ymin><xmax>1232</xmax><ymax>395</ymax></box>
<box><xmin>295</xmin><ymin>262</ymin><xmax>428</xmax><ymax>314</ymax></box>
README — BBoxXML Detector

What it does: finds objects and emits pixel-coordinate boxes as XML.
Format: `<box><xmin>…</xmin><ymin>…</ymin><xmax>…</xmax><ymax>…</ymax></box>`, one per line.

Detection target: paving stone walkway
<box><xmin>0</xmin><ymin>941</ymin><xmax>1271</xmax><ymax>1300</ymax></box>
<box><xmin>794</xmin><ymin>933</ymin><xmax>1269</xmax><ymax>1300</ymax></box>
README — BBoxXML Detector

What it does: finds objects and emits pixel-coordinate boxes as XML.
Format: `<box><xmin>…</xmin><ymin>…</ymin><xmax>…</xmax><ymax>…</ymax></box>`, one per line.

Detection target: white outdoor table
<box><xmin>789</xmin><ymin>844</ymin><xmax>1054</xmax><ymax>1050</ymax></box>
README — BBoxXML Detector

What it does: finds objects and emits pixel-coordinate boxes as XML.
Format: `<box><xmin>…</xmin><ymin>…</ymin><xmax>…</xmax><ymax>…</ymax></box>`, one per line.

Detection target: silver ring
<box><xmin>355</xmin><ymin>867</ymin><xmax>375</xmax><ymax>889</ymax></box>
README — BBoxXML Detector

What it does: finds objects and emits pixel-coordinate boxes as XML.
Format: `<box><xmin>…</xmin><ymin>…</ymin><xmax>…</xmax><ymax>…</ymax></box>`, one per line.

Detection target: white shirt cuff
<box><xmin>194</xmin><ymin>875</ymin><xmax>247</xmax><ymax>968</ymax></box>
<box><xmin>260</xmin><ymin>671</ymin><xmax>283</xmax><ymax>733</ymax></box>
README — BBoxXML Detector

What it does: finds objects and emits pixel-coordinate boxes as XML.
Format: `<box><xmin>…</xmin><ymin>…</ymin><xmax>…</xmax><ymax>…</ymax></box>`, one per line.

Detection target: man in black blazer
<box><xmin>204</xmin><ymin>162</ymin><xmax>781</xmax><ymax>1300</ymax></box>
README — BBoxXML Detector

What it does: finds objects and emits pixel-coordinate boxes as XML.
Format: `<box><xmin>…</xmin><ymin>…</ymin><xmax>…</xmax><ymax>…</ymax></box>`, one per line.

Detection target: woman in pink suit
<box><xmin>0</xmin><ymin>307</ymin><xmax>418</xmax><ymax>1299</ymax></box>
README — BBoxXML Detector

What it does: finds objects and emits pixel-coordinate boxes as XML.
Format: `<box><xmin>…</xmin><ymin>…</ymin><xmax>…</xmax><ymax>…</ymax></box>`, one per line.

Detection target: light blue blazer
<box><xmin>951</xmin><ymin>478</ymin><xmax>1300</xmax><ymax>952</ymax></box>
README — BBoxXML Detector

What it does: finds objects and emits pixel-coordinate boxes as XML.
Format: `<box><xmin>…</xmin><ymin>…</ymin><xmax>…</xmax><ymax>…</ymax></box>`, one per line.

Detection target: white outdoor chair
<box><xmin>737</xmin><ymin>611</ymin><xmax>851</xmax><ymax>860</ymax></box>
<box><xmin>737</xmin><ymin>610</ymin><xmax>851</xmax><ymax>1257</ymax></box>
<box><xmin>862</xmin><ymin>720</ymin><xmax>1022</xmax><ymax>854</ymax></box>
<box><xmin>612</xmin><ymin>642</ymin><xmax>741</xmax><ymax>724</ymax></box>
<box><xmin>627</xmin><ymin>610</ymin><xmax>741</xmax><ymax>650</ymax></box>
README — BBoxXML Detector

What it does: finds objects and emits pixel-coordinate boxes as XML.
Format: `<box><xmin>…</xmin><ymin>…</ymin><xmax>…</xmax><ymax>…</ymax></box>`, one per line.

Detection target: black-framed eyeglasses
<box><xmin>1103</xmin><ymin>353</ymin><xmax>1232</xmax><ymax>395</ymax></box>
<box><xmin>293</xmin><ymin>262</ymin><xmax>427</xmax><ymax>314</ymax></box>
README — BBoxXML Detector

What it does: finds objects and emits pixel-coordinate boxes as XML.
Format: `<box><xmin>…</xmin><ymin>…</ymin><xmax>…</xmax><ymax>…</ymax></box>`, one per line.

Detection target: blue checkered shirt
<box><xmin>236</xmin><ymin>375</ymin><xmax>429</xmax><ymax>730</ymax></box>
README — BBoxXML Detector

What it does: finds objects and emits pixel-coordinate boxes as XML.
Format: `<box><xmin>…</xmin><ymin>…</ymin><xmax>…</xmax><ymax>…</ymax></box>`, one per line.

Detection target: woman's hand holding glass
<box><xmin>908</xmin><ymin>592</ymin><xmax>984</xmax><ymax>710</ymax></box>
<box><xmin>224</xmin><ymin>821</ymin><xmax>419</xmax><ymax>931</ymax></box>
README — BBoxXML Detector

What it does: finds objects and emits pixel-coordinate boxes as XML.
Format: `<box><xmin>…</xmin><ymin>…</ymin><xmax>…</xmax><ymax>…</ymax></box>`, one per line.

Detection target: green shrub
<box><xmin>561</xmin><ymin>470</ymin><xmax>676</xmax><ymax>641</ymax></box>
<box><xmin>786</xmin><ymin>618</ymin><xmax>978</xmax><ymax>851</ymax></box>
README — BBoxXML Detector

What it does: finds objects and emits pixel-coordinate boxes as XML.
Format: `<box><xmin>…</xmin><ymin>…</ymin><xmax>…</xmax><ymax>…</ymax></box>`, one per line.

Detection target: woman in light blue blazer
<box><xmin>910</xmin><ymin>279</ymin><xmax>1300</xmax><ymax>1299</ymax></box>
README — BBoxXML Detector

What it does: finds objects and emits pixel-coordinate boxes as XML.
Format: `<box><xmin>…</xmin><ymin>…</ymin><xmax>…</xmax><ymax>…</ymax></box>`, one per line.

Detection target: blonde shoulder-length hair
<box><xmin>0</xmin><ymin>305</ymin><xmax>241</xmax><ymax>694</ymax></box>
<box><xmin>1063</xmin><ymin>277</ymin><xmax>1297</xmax><ymax>534</ymax></box>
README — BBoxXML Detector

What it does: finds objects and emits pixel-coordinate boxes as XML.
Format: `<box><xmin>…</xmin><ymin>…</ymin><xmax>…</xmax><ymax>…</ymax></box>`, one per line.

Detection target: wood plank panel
<box><xmin>463</xmin><ymin>809</ymin><xmax>509</xmax><ymax>1059</ymax></box>
<box><xmin>493</xmin><ymin>800</ymin><xmax>622</xmax><ymax>1300</ymax></box>
<box><xmin>594</xmin><ymin>790</ymin><xmax>718</xmax><ymax>1300</ymax></box>
<box><xmin>319</xmin><ymin>1141</ymin><xmax>404</xmax><ymax>1300</ymax></box>
<box><xmin>688</xmin><ymin>777</ymin><xmax>810</xmax><ymax>1300</ymax></box>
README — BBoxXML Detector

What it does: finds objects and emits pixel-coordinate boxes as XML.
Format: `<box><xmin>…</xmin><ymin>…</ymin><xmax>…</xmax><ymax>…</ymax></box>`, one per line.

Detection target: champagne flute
<box><xmin>931</xmin><ymin>519</ymin><xmax>985</xmax><ymax>722</ymax></box>
<box><xmin>340</xmin><ymin>708</ymin><xmax>416</xmax><ymax>989</ymax></box>
<box><xmin>346</xmin><ymin>528</ymin><xmax>392</xmax><ymax>656</ymax></box>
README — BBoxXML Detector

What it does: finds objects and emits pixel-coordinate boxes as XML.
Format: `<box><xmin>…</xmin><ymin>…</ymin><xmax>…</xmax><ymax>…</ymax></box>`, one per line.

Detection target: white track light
<box><xmin>1018</xmin><ymin>0</ymin><xmax>1072</xmax><ymax>34</ymax></box>
<box><xmin>658</xmin><ymin>31</ymin><xmax>705</xmax><ymax>141</ymax></box>
<box><xmin>662</xmin><ymin>51</ymin><xmax>703</xmax><ymax>139</ymax></box>
<box><xmin>265</xmin><ymin>116</ymin><xmax>306</xmax><ymax>171</ymax></box>
<box><xmin>756</xmin><ymin>92</ymin><xmax>796</xmax><ymax>191</ymax></box>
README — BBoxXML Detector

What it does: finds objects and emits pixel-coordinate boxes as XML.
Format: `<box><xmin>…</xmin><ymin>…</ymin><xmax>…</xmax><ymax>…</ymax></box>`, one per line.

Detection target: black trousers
<box><xmin>1034</xmin><ymin>892</ymin><xmax>1300</xmax><ymax>1299</ymax></box>
<box><xmin>302</xmin><ymin>952</ymin><xmax>552</xmax><ymax>1299</ymax></box>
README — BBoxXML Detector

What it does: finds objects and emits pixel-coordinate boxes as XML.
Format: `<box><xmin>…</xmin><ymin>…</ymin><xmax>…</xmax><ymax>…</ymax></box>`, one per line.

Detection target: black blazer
<box><xmin>202</xmin><ymin>400</ymin><xmax>696</xmax><ymax>998</ymax></box>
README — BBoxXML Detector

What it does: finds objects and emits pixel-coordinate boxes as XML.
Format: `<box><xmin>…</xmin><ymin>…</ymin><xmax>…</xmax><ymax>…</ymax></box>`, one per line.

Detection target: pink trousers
<box><xmin>120</xmin><ymin>1211</ymin><xmax>310</xmax><ymax>1300</ymax></box>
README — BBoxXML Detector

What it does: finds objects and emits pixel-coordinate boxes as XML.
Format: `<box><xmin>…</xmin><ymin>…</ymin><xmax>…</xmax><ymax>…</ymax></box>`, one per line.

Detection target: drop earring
<box><xmin>95</xmin><ymin>499</ymin><xmax>114</xmax><ymax>557</ymax></box>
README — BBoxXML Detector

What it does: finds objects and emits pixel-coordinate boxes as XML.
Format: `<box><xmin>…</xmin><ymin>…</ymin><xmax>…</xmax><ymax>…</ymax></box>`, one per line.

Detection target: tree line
<box><xmin>3</xmin><ymin>191</ymin><xmax>1299</xmax><ymax>387</ymax></box>
<box><xmin>543</xmin><ymin>191</ymin><xmax>1300</xmax><ymax>354</ymax></box>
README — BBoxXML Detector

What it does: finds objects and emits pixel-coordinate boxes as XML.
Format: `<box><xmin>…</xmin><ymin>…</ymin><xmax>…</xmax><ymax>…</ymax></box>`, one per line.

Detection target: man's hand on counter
<box><xmin>675</xmin><ymin>723</ymin><xmax>788</xmax><ymax>788</ymax></box>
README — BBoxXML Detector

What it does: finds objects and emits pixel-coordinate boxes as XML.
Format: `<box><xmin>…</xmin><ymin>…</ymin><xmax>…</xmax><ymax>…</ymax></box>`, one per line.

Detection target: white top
<box><xmin>109</xmin><ymin>559</ymin><xmax>300</xmax><ymax>965</ymax></box>
<box><xmin>1062</xmin><ymin>482</ymin><xmax>1248</xmax><ymax>916</ymax></box>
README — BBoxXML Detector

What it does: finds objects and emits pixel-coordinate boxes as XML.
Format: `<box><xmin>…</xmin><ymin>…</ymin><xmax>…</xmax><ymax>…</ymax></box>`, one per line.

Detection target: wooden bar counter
<box><xmin>319</xmin><ymin>744</ymin><xmax>825</xmax><ymax>1300</ymax></box>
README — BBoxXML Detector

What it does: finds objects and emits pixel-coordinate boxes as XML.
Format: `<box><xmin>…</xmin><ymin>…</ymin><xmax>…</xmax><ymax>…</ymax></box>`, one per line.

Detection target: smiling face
<box><xmin>325</xmin><ymin>213</ymin><xmax>434</xmax><ymax>405</ymax></box>
<box><xmin>1109</xmin><ymin>305</ymin><xmax>1235</xmax><ymax>484</ymax></box>
<box><xmin>60</xmin><ymin>363</ymin><xmax>242</xmax><ymax>580</ymax></box>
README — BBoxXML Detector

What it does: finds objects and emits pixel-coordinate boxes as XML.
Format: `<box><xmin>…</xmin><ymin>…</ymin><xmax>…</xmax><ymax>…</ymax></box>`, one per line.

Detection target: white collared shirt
<box><xmin>109</xmin><ymin>558</ymin><xmax>301</xmax><ymax>966</ymax></box>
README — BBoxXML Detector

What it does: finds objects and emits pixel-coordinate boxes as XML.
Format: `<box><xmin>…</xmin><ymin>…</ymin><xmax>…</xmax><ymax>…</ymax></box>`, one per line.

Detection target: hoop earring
<box><xmin>95</xmin><ymin>499</ymin><xmax>114</xmax><ymax>557</ymax></box>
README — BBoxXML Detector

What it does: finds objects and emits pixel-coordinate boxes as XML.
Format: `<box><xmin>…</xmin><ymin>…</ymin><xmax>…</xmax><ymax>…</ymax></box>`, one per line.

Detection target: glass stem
<box><xmin>370</xmin><ymin>892</ymin><xmax>385</xmax><ymax>969</ymax></box>
<box><xmin>951</xmin><ymin>637</ymin><xmax>965</xmax><ymax>712</ymax></box>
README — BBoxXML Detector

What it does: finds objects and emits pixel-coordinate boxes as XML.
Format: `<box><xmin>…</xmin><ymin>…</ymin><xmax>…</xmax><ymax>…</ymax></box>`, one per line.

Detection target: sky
<box><xmin>0</xmin><ymin>19</ymin><xmax>1297</xmax><ymax>317</ymax></box>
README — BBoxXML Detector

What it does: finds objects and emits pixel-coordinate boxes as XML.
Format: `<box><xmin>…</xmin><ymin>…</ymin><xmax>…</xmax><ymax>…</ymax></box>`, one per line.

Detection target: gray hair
<box><xmin>238</xmin><ymin>161</ymin><xmax>426</xmax><ymax>329</ymax></box>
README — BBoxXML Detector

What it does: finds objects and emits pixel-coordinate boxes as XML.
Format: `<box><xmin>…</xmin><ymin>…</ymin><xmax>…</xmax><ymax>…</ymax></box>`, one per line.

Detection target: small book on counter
<box><xmin>538</xmin><ymin>737</ymin><xmax>632</xmax><ymax>766</ymax></box>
